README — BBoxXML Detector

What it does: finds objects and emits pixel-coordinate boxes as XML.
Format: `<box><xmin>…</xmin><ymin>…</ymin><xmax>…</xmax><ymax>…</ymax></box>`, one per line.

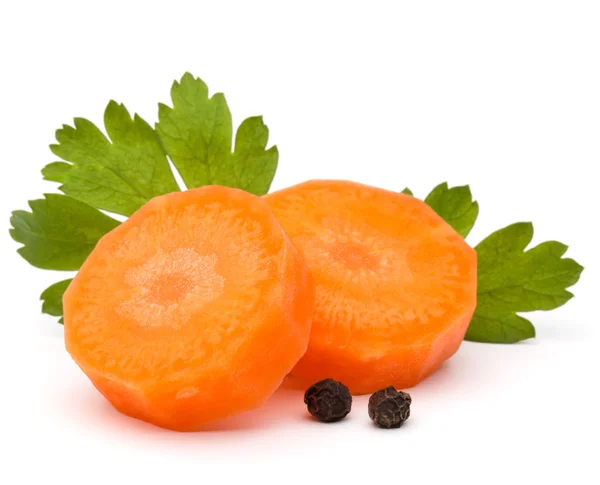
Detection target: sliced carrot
<box><xmin>264</xmin><ymin>180</ymin><xmax>477</xmax><ymax>394</ymax></box>
<box><xmin>64</xmin><ymin>186</ymin><xmax>314</xmax><ymax>431</ymax></box>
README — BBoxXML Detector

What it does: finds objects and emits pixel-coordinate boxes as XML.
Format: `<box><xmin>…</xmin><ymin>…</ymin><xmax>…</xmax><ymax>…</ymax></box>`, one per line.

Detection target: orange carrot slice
<box><xmin>265</xmin><ymin>180</ymin><xmax>477</xmax><ymax>394</ymax></box>
<box><xmin>64</xmin><ymin>186</ymin><xmax>314</xmax><ymax>431</ymax></box>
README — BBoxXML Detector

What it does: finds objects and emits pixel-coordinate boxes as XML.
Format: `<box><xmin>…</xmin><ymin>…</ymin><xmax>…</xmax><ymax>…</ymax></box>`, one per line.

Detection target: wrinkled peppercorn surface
<box><xmin>368</xmin><ymin>386</ymin><xmax>411</xmax><ymax>428</ymax></box>
<box><xmin>304</xmin><ymin>378</ymin><xmax>352</xmax><ymax>422</ymax></box>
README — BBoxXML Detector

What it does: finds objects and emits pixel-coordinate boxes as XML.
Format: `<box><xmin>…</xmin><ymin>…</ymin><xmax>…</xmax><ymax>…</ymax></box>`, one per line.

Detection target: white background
<box><xmin>1</xmin><ymin>1</ymin><xmax>598</xmax><ymax>483</ymax></box>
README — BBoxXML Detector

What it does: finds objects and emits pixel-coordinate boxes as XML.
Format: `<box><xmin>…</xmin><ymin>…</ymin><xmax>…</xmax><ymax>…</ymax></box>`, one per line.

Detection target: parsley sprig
<box><xmin>9</xmin><ymin>74</ymin><xmax>583</xmax><ymax>343</ymax></box>
<box><xmin>11</xmin><ymin>73</ymin><xmax>278</xmax><ymax>325</ymax></box>
<box><xmin>405</xmin><ymin>183</ymin><xmax>583</xmax><ymax>343</ymax></box>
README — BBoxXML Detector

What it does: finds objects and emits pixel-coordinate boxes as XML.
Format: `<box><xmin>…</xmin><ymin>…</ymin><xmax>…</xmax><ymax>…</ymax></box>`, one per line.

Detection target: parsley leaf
<box><xmin>410</xmin><ymin>183</ymin><xmax>583</xmax><ymax>343</ymax></box>
<box><xmin>11</xmin><ymin>73</ymin><xmax>281</xmax><ymax>324</ymax></box>
<box><xmin>43</xmin><ymin>101</ymin><xmax>179</xmax><ymax>216</ymax></box>
<box><xmin>424</xmin><ymin>183</ymin><xmax>479</xmax><ymax>238</ymax></box>
<box><xmin>401</xmin><ymin>187</ymin><xmax>413</xmax><ymax>195</ymax></box>
<box><xmin>465</xmin><ymin>222</ymin><xmax>584</xmax><ymax>343</ymax></box>
<box><xmin>156</xmin><ymin>73</ymin><xmax>278</xmax><ymax>195</ymax></box>
<box><xmin>9</xmin><ymin>72</ymin><xmax>583</xmax><ymax>337</ymax></box>
<box><xmin>41</xmin><ymin>279</ymin><xmax>72</xmax><ymax>324</ymax></box>
<box><xmin>9</xmin><ymin>194</ymin><xmax>119</xmax><ymax>270</ymax></box>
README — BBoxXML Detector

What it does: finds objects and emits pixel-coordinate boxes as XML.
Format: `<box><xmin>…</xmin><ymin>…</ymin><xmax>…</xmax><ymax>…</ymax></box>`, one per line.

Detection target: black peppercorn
<box><xmin>368</xmin><ymin>386</ymin><xmax>411</xmax><ymax>428</ymax></box>
<box><xmin>304</xmin><ymin>378</ymin><xmax>352</xmax><ymax>422</ymax></box>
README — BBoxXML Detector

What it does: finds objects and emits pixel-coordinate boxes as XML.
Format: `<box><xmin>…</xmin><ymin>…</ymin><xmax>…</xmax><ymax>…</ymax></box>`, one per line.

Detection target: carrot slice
<box><xmin>264</xmin><ymin>180</ymin><xmax>477</xmax><ymax>394</ymax></box>
<box><xmin>64</xmin><ymin>186</ymin><xmax>314</xmax><ymax>431</ymax></box>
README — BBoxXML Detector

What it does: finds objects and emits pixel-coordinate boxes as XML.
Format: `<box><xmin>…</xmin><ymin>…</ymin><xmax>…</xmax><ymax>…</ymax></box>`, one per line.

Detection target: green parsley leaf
<box><xmin>467</xmin><ymin>314</ymin><xmax>536</xmax><ymax>343</ymax></box>
<box><xmin>11</xmin><ymin>73</ymin><xmax>281</xmax><ymax>323</ymax></box>
<box><xmin>9</xmin><ymin>73</ymin><xmax>584</xmax><ymax>337</ymax></box>
<box><xmin>412</xmin><ymin>183</ymin><xmax>583</xmax><ymax>343</ymax></box>
<box><xmin>43</xmin><ymin>101</ymin><xmax>179</xmax><ymax>216</ymax></box>
<box><xmin>9</xmin><ymin>194</ymin><xmax>119</xmax><ymax>270</ymax></box>
<box><xmin>465</xmin><ymin>222</ymin><xmax>584</xmax><ymax>343</ymax></box>
<box><xmin>156</xmin><ymin>73</ymin><xmax>278</xmax><ymax>195</ymax></box>
<box><xmin>424</xmin><ymin>183</ymin><xmax>479</xmax><ymax>238</ymax></box>
<box><xmin>41</xmin><ymin>279</ymin><xmax>72</xmax><ymax>324</ymax></box>
<box><xmin>401</xmin><ymin>187</ymin><xmax>414</xmax><ymax>195</ymax></box>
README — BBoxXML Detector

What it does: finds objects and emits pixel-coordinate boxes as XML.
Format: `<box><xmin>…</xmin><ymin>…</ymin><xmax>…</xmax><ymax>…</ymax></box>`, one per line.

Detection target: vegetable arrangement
<box><xmin>9</xmin><ymin>73</ymin><xmax>583</xmax><ymax>430</ymax></box>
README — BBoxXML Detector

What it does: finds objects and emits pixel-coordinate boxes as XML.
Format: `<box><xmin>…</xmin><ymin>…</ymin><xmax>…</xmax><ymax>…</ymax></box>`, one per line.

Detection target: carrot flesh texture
<box><xmin>264</xmin><ymin>180</ymin><xmax>477</xmax><ymax>394</ymax></box>
<box><xmin>64</xmin><ymin>186</ymin><xmax>314</xmax><ymax>431</ymax></box>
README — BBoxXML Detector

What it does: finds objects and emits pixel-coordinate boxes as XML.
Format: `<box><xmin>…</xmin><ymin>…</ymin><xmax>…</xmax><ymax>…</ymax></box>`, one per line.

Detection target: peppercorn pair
<box><xmin>304</xmin><ymin>378</ymin><xmax>411</xmax><ymax>428</ymax></box>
